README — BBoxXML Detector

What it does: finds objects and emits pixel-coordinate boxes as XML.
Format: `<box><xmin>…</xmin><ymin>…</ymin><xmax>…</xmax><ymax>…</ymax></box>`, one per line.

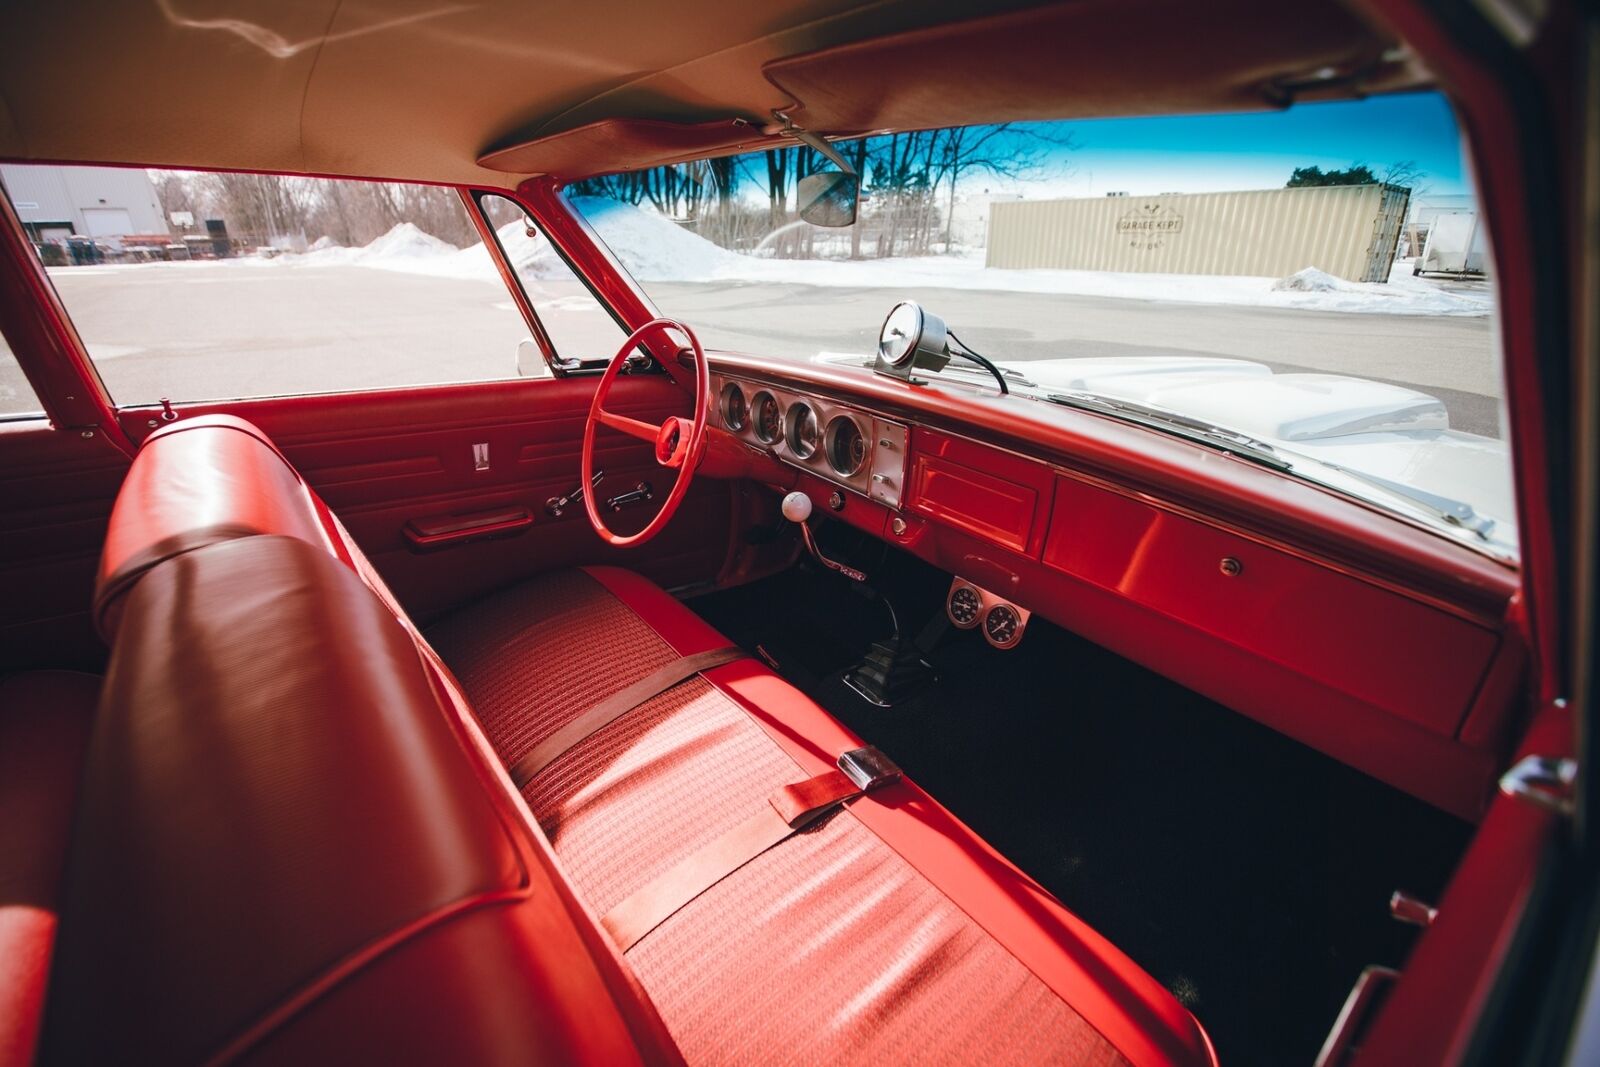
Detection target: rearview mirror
<box><xmin>797</xmin><ymin>171</ymin><xmax>858</xmax><ymax>228</ymax></box>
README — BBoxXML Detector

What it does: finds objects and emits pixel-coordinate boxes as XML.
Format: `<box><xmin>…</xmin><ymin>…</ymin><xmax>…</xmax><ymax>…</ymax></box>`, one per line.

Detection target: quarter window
<box><xmin>477</xmin><ymin>193</ymin><xmax>630</xmax><ymax>371</ymax></box>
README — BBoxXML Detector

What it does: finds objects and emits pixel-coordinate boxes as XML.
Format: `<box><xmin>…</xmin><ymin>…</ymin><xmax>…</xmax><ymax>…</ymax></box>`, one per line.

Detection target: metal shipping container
<box><xmin>986</xmin><ymin>183</ymin><xmax>1412</xmax><ymax>283</ymax></box>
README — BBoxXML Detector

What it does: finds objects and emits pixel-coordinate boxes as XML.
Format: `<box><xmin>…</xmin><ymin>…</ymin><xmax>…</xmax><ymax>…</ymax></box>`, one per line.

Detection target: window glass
<box><xmin>0</xmin><ymin>327</ymin><xmax>44</xmax><ymax>417</ymax></box>
<box><xmin>1</xmin><ymin>165</ymin><xmax>531</xmax><ymax>403</ymax></box>
<box><xmin>567</xmin><ymin>94</ymin><xmax>1516</xmax><ymax>561</ymax></box>
<box><xmin>478</xmin><ymin>194</ymin><xmax>629</xmax><ymax>370</ymax></box>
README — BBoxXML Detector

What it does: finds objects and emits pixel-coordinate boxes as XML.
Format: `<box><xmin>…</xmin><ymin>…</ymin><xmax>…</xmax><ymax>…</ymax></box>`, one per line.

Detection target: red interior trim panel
<box><xmin>709</xmin><ymin>362</ymin><xmax>1524</xmax><ymax>820</ymax></box>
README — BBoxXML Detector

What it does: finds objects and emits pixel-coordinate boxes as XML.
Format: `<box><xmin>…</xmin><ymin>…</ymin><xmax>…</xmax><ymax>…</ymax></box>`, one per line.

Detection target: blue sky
<box><xmin>712</xmin><ymin>91</ymin><xmax>1473</xmax><ymax>206</ymax></box>
<box><xmin>978</xmin><ymin>93</ymin><xmax>1473</xmax><ymax>200</ymax></box>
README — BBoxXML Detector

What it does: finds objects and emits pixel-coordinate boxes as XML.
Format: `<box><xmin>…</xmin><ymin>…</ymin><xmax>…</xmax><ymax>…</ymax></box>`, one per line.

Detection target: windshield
<box><xmin>566</xmin><ymin>93</ymin><xmax>1514</xmax><ymax>561</ymax></box>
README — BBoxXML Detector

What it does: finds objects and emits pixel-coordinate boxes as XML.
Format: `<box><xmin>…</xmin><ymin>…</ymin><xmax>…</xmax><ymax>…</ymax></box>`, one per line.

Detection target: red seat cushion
<box><xmin>430</xmin><ymin>566</ymin><xmax>1216</xmax><ymax>1067</ymax></box>
<box><xmin>0</xmin><ymin>671</ymin><xmax>99</xmax><ymax>1067</ymax></box>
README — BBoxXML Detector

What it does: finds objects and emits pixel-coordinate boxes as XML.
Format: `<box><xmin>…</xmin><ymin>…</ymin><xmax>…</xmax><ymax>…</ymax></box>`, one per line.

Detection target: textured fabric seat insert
<box><xmin>430</xmin><ymin>567</ymin><xmax>1206</xmax><ymax>1066</ymax></box>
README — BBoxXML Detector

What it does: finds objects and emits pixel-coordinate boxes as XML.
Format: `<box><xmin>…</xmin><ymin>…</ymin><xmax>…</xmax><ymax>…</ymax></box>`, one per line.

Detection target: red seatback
<box><xmin>48</xmin><ymin>535</ymin><xmax>669</xmax><ymax>1064</ymax></box>
<box><xmin>62</xmin><ymin>417</ymin><xmax>681</xmax><ymax>1065</ymax></box>
<box><xmin>94</xmin><ymin>415</ymin><xmax>329</xmax><ymax>639</ymax></box>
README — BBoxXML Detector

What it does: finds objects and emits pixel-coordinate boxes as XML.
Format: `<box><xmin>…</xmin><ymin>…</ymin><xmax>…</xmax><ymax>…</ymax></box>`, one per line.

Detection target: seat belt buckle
<box><xmin>837</xmin><ymin>746</ymin><xmax>901</xmax><ymax>792</ymax></box>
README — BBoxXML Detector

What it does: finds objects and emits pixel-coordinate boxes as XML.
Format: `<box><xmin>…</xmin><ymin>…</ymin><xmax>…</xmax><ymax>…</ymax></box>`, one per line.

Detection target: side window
<box><xmin>0</xmin><ymin>164</ymin><xmax>533</xmax><ymax>405</ymax></box>
<box><xmin>0</xmin><ymin>327</ymin><xmax>45</xmax><ymax>417</ymax></box>
<box><xmin>477</xmin><ymin>193</ymin><xmax>630</xmax><ymax>371</ymax></box>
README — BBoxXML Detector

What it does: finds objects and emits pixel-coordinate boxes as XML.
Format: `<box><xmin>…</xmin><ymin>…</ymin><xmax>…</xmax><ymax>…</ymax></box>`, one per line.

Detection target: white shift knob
<box><xmin>780</xmin><ymin>491</ymin><xmax>813</xmax><ymax>523</ymax></box>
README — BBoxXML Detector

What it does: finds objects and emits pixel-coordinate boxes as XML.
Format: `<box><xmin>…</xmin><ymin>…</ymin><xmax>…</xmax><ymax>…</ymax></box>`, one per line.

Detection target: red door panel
<box><xmin>115</xmin><ymin>375</ymin><xmax>736</xmax><ymax>624</ymax></box>
<box><xmin>0</xmin><ymin>420</ymin><xmax>130</xmax><ymax>674</ymax></box>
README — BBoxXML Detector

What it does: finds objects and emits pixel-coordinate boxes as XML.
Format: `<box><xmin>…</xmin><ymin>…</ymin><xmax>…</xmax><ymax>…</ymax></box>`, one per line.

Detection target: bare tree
<box><xmin>1379</xmin><ymin>159</ymin><xmax>1427</xmax><ymax>190</ymax></box>
<box><xmin>569</xmin><ymin>121</ymin><xmax>1077</xmax><ymax>261</ymax></box>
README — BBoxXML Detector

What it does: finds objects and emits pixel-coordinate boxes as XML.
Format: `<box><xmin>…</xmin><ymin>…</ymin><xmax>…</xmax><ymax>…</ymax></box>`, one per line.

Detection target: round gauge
<box><xmin>720</xmin><ymin>382</ymin><xmax>748</xmax><ymax>432</ymax></box>
<box><xmin>785</xmin><ymin>401</ymin><xmax>820</xmax><ymax>459</ymax></box>
<box><xmin>948</xmin><ymin>586</ymin><xmax>981</xmax><ymax>628</ymax></box>
<box><xmin>824</xmin><ymin>415</ymin><xmax>868</xmax><ymax>476</ymax></box>
<box><xmin>984</xmin><ymin>604</ymin><xmax>1021</xmax><ymax>648</ymax></box>
<box><xmin>751</xmin><ymin>391</ymin><xmax>782</xmax><ymax>444</ymax></box>
<box><xmin>878</xmin><ymin>302</ymin><xmax>925</xmax><ymax>366</ymax></box>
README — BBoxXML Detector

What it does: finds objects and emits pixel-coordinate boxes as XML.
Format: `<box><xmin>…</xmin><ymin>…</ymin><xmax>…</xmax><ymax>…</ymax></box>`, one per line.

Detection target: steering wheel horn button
<box><xmin>655</xmin><ymin>416</ymin><xmax>693</xmax><ymax>468</ymax></box>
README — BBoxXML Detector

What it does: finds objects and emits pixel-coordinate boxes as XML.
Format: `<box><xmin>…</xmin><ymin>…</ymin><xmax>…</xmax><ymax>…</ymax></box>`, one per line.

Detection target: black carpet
<box><xmin>689</xmin><ymin>544</ymin><xmax>1472</xmax><ymax>1067</ymax></box>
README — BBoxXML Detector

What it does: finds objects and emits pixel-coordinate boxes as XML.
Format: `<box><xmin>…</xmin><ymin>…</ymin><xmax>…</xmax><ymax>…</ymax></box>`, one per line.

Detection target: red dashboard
<box><xmin>708</xmin><ymin>358</ymin><xmax>1524</xmax><ymax>821</ymax></box>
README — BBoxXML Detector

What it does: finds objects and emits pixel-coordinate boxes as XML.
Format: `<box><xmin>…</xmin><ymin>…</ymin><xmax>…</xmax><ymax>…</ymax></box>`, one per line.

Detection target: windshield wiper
<box><xmin>1315</xmin><ymin>462</ymin><xmax>1496</xmax><ymax>540</ymax></box>
<box><xmin>1040</xmin><ymin>391</ymin><xmax>1292</xmax><ymax>470</ymax></box>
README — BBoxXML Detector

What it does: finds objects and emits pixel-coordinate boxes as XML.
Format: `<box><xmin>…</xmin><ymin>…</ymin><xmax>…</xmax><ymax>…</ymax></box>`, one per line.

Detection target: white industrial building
<box><xmin>946</xmin><ymin>190</ymin><xmax>1022</xmax><ymax>248</ymax></box>
<box><xmin>1</xmin><ymin>163</ymin><xmax>168</xmax><ymax>249</ymax></box>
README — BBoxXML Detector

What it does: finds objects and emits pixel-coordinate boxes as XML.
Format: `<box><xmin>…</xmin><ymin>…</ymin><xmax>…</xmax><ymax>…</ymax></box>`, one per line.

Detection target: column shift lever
<box><xmin>781</xmin><ymin>491</ymin><xmax>867</xmax><ymax>582</ymax></box>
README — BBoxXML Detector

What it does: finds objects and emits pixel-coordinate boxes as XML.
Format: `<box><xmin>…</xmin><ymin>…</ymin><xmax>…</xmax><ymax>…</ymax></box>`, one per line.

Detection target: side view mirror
<box><xmin>516</xmin><ymin>338</ymin><xmax>551</xmax><ymax>378</ymax></box>
<box><xmin>797</xmin><ymin>171</ymin><xmax>859</xmax><ymax>228</ymax></box>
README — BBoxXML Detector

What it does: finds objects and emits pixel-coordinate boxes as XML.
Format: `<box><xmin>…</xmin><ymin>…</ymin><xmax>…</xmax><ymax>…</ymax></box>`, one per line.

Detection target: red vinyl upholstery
<box><xmin>40</xmin><ymin>413</ymin><xmax>1215</xmax><ymax>1065</ymax></box>
<box><xmin>43</xmin><ymin>537</ymin><xmax>661</xmax><ymax>1065</ymax></box>
<box><xmin>93</xmin><ymin>415</ymin><xmax>328</xmax><ymax>639</ymax></box>
<box><xmin>0</xmin><ymin>672</ymin><xmax>98</xmax><ymax>1067</ymax></box>
<box><xmin>431</xmin><ymin>568</ymin><xmax>1216</xmax><ymax>1067</ymax></box>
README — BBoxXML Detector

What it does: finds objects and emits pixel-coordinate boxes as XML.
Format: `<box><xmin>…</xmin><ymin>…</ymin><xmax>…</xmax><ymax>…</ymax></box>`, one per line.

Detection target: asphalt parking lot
<box><xmin>0</xmin><ymin>265</ymin><xmax>1499</xmax><ymax>436</ymax></box>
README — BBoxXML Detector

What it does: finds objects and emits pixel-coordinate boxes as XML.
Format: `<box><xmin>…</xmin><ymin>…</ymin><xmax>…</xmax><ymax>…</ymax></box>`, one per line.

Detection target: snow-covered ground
<box><xmin>53</xmin><ymin>197</ymin><xmax>1493</xmax><ymax>317</ymax></box>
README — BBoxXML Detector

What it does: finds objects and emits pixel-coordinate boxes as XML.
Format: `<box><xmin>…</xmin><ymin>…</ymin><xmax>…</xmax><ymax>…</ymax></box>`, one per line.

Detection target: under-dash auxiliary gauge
<box><xmin>946</xmin><ymin>578</ymin><xmax>1030</xmax><ymax>649</ymax></box>
<box><xmin>948</xmin><ymin>585</ymin><xmax>982</xmax><ymax>628</ymax></box>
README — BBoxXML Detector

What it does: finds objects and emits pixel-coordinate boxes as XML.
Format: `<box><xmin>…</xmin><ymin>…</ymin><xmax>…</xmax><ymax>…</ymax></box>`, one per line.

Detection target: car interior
<box><xmin>0</xmin><ymin>2</ymin><xmax>1595</xmax><ymax>1066</ymax></box>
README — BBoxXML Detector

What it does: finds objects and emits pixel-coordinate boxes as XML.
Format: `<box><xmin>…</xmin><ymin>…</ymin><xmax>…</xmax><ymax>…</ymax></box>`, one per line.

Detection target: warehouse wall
<box><xmin>0</xmin><ymin>163</ymin><xmax>167</xmax><ymax>237</ymax></box>
<box><xmin>987</xmin><ymin>184</ymin><xmax>1410</xmax><ymax>283</ymax></box>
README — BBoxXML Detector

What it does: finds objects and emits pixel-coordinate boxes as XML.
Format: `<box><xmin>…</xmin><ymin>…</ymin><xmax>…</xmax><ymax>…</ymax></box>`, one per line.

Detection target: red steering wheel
<box><xmin>582</xmin><ymin>317</ymin><xmax>711</xmax><ymax>547</ymax></box>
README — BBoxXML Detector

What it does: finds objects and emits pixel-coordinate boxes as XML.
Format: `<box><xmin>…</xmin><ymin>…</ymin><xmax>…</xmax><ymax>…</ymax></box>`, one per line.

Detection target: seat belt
<box><xmin>508</xmin><ymin>645</ymin><xmax>743</xmax><ymax>788</ymax></box>
<box><xmin>602</xmin><ymin>746</ymin><xmax>902</xmax><ymax>952</ymax></box>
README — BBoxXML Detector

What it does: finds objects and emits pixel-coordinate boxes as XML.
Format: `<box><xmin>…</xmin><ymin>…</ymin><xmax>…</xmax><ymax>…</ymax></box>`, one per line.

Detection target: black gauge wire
<box><xmin>944</xmin><ymin>330</ymin><xmax>1009</xmax><ymax>395</ymax></box>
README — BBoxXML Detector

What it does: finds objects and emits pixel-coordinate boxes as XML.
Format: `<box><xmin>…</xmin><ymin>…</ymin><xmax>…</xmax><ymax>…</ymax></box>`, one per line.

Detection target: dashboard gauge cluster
<box><xmin>712</xmin><ymin>374</ymin><xmax>908</xmax><ymax>508</ymax></box>
<box><xmin>946</xmin><ymin>578</ymin><xmax>1031</xmax><ymax>650</ymax></box>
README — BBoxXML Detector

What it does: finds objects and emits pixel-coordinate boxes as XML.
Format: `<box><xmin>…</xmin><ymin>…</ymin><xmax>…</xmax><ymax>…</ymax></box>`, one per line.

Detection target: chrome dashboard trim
<box><xmin>712</xmin><ymin>372</ymin><xmax>907</xmax><ymax>504</ymax></box>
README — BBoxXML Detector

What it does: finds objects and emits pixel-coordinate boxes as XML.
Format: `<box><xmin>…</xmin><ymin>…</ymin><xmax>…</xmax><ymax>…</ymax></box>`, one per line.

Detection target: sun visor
<box><xmin>480</xmin><ymin>0</ymin><xmax>1426</xmax><ymax>180</ymax></box>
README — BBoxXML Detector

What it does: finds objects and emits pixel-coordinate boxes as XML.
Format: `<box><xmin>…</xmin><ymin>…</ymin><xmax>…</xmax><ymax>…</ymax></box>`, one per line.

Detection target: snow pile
<box><xmin>334</xmin><ymin>199</ymin><xmax>739</xmax><ymax>284</ymax></box>
<box><xmin>1264</xmin><ymin>260</ymin><xmax>1492</xmax><ymax>315</ymax></box>
<box><xmin>358</xmin><ymin>222</ymin><xmax>458</xmax><ymax>262</ymax></box>
<box><xmin>574</xmin><ymin>197</ymin><xmax>738</xmax><ymax>280</ymax></box>
<box><xmin>1272</xmin><ymin>267</ymin><xmax>1343</xmax><ymax>293</ymax></box>
<box><xmin>114</xmin><ymin>201</ymin><xmax>1494</xmax><ymax>318</ymax></box>
<box><xmin>259</xmin><ymin>223</ymin><xmax>460</xmax><ymax>272</ymax></box>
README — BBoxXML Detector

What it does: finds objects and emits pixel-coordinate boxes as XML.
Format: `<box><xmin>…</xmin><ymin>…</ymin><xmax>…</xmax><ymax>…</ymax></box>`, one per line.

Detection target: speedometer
<box><xmin>751</xmin><ymin>391</ymin><xmax>782</xmax><ymax>444</ymax></box>
<box><xmin>785</xmin><ymin>401</ymin><xmax>820</xmax><ymax>459</ymax></box>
